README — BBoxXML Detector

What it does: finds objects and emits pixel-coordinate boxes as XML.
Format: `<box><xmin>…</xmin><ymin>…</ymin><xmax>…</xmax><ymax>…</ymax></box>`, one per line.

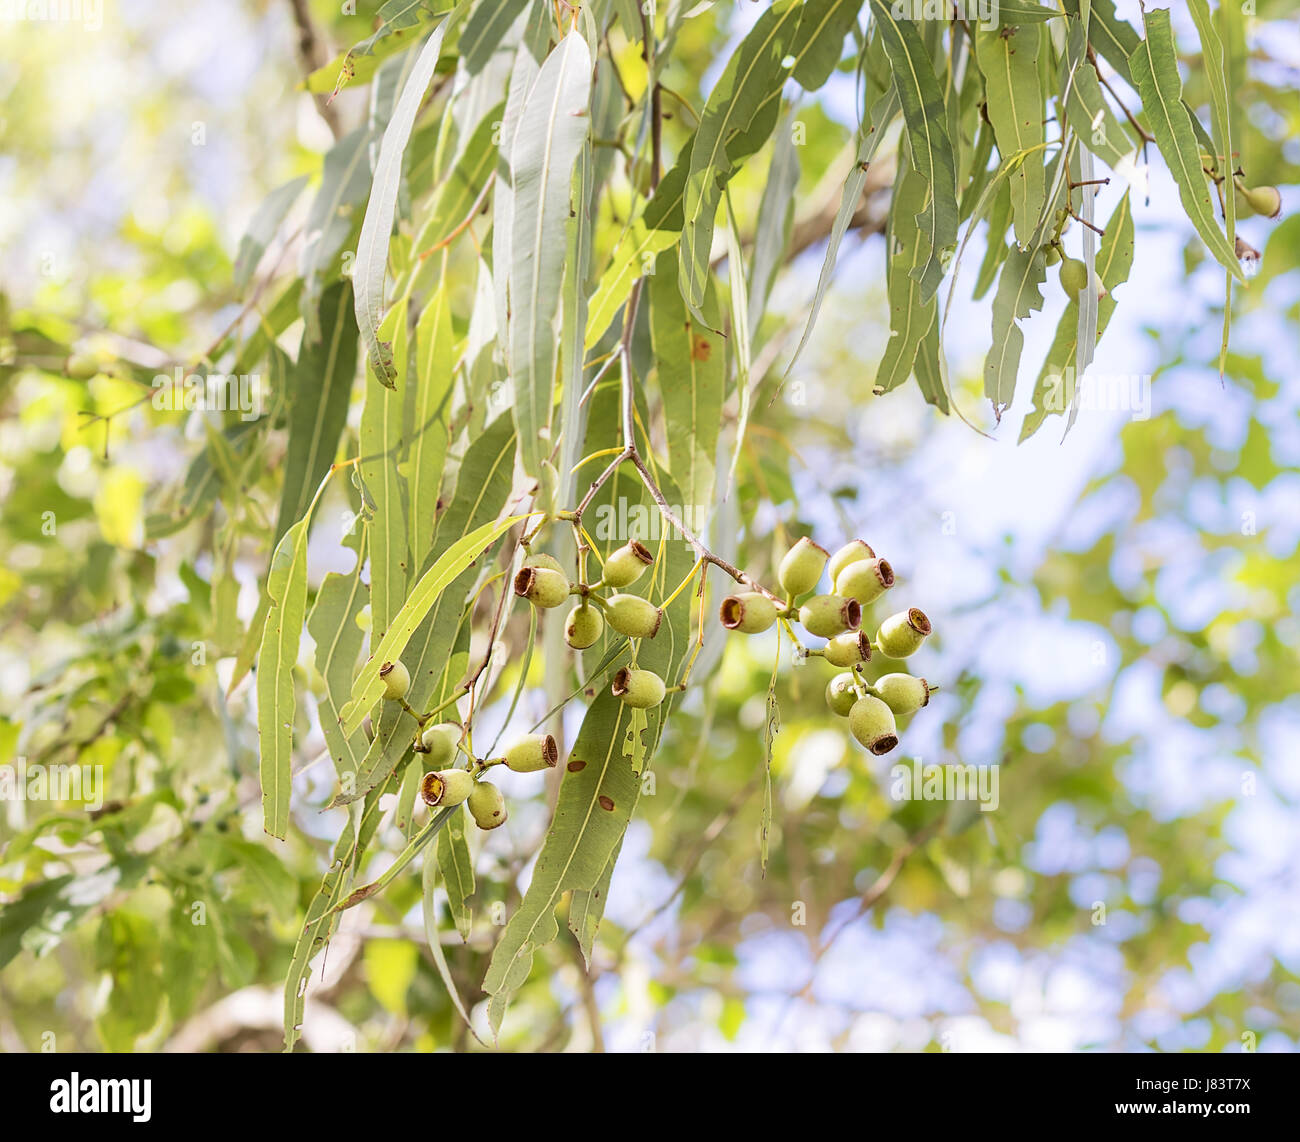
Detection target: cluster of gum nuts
<box><xmin>512</xmin><ymin>540</ymin><xmax>670</xmax><ymax>709</ymax></box>
<box><xmin>372</xmin><ymin>538</ymin><xmax>673</xmax><ymax>830</ymax></box>
<box><xmin>719</xmin><ymin>538</ymin><xmax>936</xmax><ymax>756</ymax></box>
<box><xmin>376</xmin><ymin>662</ymin><xmax>562</xmax><ymax>832</ymax></box>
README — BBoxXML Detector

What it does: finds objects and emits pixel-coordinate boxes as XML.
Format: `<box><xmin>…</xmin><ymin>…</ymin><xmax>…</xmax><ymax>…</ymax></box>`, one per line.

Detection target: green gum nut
<box><xmin>525</xmin><ymin>553</ymin><xmax>565</xmax><ymax>574</ymax></box>
<box><xmin>825</xmin><ymin>673</ymin><xmax>858</xmax><ymax>717</ymax></box>
<box><xmin>798</xmin><ymin>594</ymin><xmax>861</xmax><ymax>639</ymax></box>
<box><xmin>834</xmin><ymin>557</ymin><xmax>895</xmax><ymax>605</ymax></box>
<box><xmin>872</xmin><ymin>673</ymin><xmax>931</xmax><ymax>717</ymax></box>
<box><xmin>1045</xmin><ymin>244</ymin><xmax>1062</xmax><ymax>266</ymax></box>
<box><xmin>602</xmin><ymin>540</ymin><xmax>654</xmax><ymax>588</ymax></box>
<box><xmin>380</xmin><ymin>660</ymin><xmax>410</xmax><ymax>701</ymax></box>
<box><xmin>827</xmin><ymin>539</ymin><xmax>876</xmax><ymax>584</ymax></box>
<box><xmin>719</xmin><ymin>592</ymin><xmax>778</xmax><ymax>634</ymax></box>
<box><xmin>611</xmin><ymin>667</ymin><xmax>666</xmax><ymax>708</ymax></box>
<box><xmin>849</xmin><ymin>695</ymin><xmax>899</xmax><ymax>755</ymax></box>
<box><xmin>420</xmin><ymin>768</ymin><xmax>474</xmax><ymax>808</ymax></box>
<box><xmin>565</xmin><ymin>603</ymin><xmax>604</xmax><ymax>649</ymax></box>
<box><xmin>778</xmin><ymin>537</ymin><xmax>830</xmax><ymax>597</ymax></box>
<box><xmin>468</xmin><ymin>781</ymin><xmax>508</xmax><ymax>829</ymax></box>
<box><xmin>1238</xmin><ymin>183</ymin><xmax>1282</xmax><ymax>219</ymax></box>
<box><xmin>875</xmin><ymin>608</ymin><xmax>932</xmax><ymax>659</ymax></box>
<box><xmin>1060</xmin><ymin>257</ymin><xmax>1088</xmax><ymax>298</ymax></box>
<box><xmin>513</xmin><ymin>565</ymin><xmax>570</xmax><ymax>609</ymax></box>
<box><xmin>824</xmin><ymin>630</ymin><xmax>873</xmax><ymax>668</ymax></box>
<box><xmin>419</xmin><ymin>722</ymin><xmax>461</xmax><ymax>767</ymax></box>
<box><xmin>605</xmin><ymin>594</ymin><xmax>663</xmax><ymax>639</ymax></box>
<box><xmin>505</xmin><ymin>733</ymin><xmax>559</xmax><ymax>773</ymax></box>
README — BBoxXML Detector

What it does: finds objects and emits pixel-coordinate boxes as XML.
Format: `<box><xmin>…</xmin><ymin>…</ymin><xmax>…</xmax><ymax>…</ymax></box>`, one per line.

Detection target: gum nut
<box><xmin>828</xmin><ymin>540</ymin><xmax>876</xmax><ymax>583</ymax></box>
<box><xmin>505</xmin><ymin>733</ymin><xmax>559</xmax><ymax>773</ymax></box>
<box><xmin>1060</xmin><ymin>257</ymin><xmax>1088</xmax><ymax>298</ymax></box>
<box><xmin>611</xmin><ymin>667</ymin><xmax>666</xmax><ymax>708</ymax></box>
<box><xmin>872</xmin><ymin>673</ymin><xmax>931</xmax><ymax>716</ymax></box>
<box><xmin>566</xmin><ymin>603</ymin><xmax>604</xmax><ymax>649</ymax></box>
<box><xmin>419</xmin><ymin>722</ymin><xmax>460</xmax><ymax>766</ymax></box>
<box><xmin>605</xmin><ymin>594</ymin><xmax>663</xmax><ymax>639</ymax></box>
<box><xmin>420</xmin><ymin>768</ymin><xmax>474</xmax><ymax>808</ymax></box>
<box><xmin>849</xmin><ymin>695</ymin><xmax>899</xmax><ymax>755</ymax></box>
<box><xmin>826</xmin><ymin>673</ymin><xmax>858</xmax><ymax>717</ymax></box>
<box><xmin>380</xmin><ymin>660</ymin><xmax>410</xmax><ymax>700</ymax></box>
<box><xmin>718</xmin><ymin>592</ymin><xmax>778</xmax><ymax>634</ymax></box>
<box><xmin>602</xmin><ymin>540</ymin><xmax>655</xmax><ymax>588</ymax></box>
<box><xmin>824</xmin><ymin>630</ymin><xmax>873</xmax><ymax>668</ymax></box>
<box><xmin>834</xmin><ymin>557</ymin><xmax>895</xmax><ymax>605</ymax></box>
<box><xmin>875</xmin><ymin>608</ymin><xmax>932</xmax><ymax>659</ymax></box>
<box><xmin>513</xmin><ymin>565</ymin><xmax>570</xmax><ymax>608</ymax></box>
<box><xmin>468</xmin><ymin>781</ymin><xmax>508</xmax><ymax>829</ymax></box>
<box><xmin>778</xmin><ymin>537</ymin><xmax>830</xmax><ymax>597</ymax></box>
<box><xmin>798</xmin><ymin>594</ymin><xmax>861</xmax><ymax>639</ymax></box>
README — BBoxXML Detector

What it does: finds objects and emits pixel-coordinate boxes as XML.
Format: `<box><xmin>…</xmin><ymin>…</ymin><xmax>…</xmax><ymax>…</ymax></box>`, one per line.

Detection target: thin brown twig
<box><xmin>287</xmin><ymin>0</ymin><xmax>343</xmax><ymax>139</ymax></box>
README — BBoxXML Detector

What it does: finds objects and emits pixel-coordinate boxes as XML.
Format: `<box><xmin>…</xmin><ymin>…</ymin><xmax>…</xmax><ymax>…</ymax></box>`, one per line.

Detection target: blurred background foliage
<box><xmin>1</xmin><ymin>0</ymin><xmax>1298</xmax><ymax>1052</ymax></box>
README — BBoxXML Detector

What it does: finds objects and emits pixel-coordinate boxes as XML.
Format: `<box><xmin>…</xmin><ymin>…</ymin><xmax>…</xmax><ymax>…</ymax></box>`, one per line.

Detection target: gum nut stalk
<box><xmin>849</xmin><ymin>695</ymin><xmax>899</xmax><ymax>756</ymax></box>
<box><xmin>420</xmin><ymin>768</ymin><xmax>474</xmax><ymax>808</ymax></box>
<box><xmin>380</xmin><ymin>660</ymin><xmax>410</xmax><ymax>701</ymax></box>
<box><xmin>824</xmin><ymin>630</ymin><xmax>873</xmax><ymax>668</ymax></box>
<box><xmin>778</xmin><ymin>537</ymin><xmax>829</xmax><ymax>597</ymax></box>
<box><xmin>513</xmin><ymin>565</ymin><xmax>570</xmax><ymax>609</ymax></box>
<box><xmin>1238</xmin><ymin>183</ymin><xmax>1282</xmax><ymax>220</ymax></box>
<box><xmin>605</xmin><ymin>594</ymin><xmax>663</xmax><ymax>639</ymax></box>
<box><xmin>798</xmin><ymin>594</ymin><xmax>861</xmax><ymax>639</ymax></box>
<box><xmin>468</xmin><ymin>780</ymin><xmax>508</xmax><ymax>829</ymax></box>
<box><xmin>826</xmin><ymin>673</ymin><xmax>858</xmax><ymax>717</ymax></box>
<box><xmin>565</xmin><ymin>603</ymin><xmax>604</xmax><ymax>649</ymax></box>
<box><xmin>1060</xmin><ymin>257</ymin><xmax>1088</xmax><ymax>298</ymax></box>
<box><xmin>505</xmin><ymin>733</ymin><xmax>559</xmax><ymax>773</ymax></box>
<box><xmin>602</xmin><ymin>540</ymin><xmax>654</xmax><ymax>588</ymax></box>
<box><xmin>873</xmin><ymin>673</ymin><xmax>931</xmax><ymax>717</ymax></box>
<box><xmin>834</xmin><ymin>557</ymin><xmax>895</xmax><ymax>605</ymax></box>
<box><xmin>419</xmin><ymin>722</ymin><xmax>460</xmax><ymax>767</ymax></box>
<box><xmin>875</xmin><ymin>608</ymin><xmax>932</xmax><ymax>659</ymax></box>
<box><xmin>719</xmin><ymin>592</ymin><xmax>778</xmax><ymax>634</ymax></box>
<box><xmin>611</xmin><ymin>667</ymin><xmax>666</xmax><ymax>709</ymax></box>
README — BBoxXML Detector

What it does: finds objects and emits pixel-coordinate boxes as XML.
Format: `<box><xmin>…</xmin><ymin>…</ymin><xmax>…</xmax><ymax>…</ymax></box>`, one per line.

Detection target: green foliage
<box><xmin>1</xmin><ymin>0</ymin><xmax>1297</xmax><ymax>1053</ymax></box>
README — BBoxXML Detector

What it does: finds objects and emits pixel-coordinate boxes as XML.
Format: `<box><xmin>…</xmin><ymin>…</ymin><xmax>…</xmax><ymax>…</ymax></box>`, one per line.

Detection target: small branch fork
<box><xmin>554</xmin><ymin>19</ymin><xmax>781</xmax><ymax>608</ymax></box>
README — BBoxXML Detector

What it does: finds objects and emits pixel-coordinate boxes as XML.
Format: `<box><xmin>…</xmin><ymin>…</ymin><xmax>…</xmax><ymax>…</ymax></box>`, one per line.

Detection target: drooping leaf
<box><xmin>983</xmin><ymin>245</ymin><xmax>1047</xmax><ymax>421</ymax></box>
<box><xmin>357</xmin><ymin>297</ymin><xmax>412</xmax><ymax>642</ymax></box>
<box><xmin>275</xmin><ymin>281</ymin><xmax>358</xmax><ymax>544</ymax></box>
<box><xmin>421</xmin><ymin>842</ymin><xmax>477</xmax><ymax>1032</ymax></box>
<box><xmin>436</xmin><ymin>809</ymin><xmax>476</xmax><ymax>942</ymax></box>
<box><xmin>1020</xmin><ymin>190</ymin><xmax>1135</xmax><ymax>441</ymax></box>
<box><xmin>256</xmin><ymin>515</ymin><xmax>312</xmax><ymax>840</ymax></box>
<box><xmin>876</xmin><ymin>164</ymin><xmax>939</xmax><ymax>394</ymax></box>
<box><xmin>974</xmin><ymin>22</ymin><xmax>1045</xmax><ymax>249</ymax></box>
<box><xmin>650</xmin><ymin>253</ymin><xmax>724</xmax><ymax>515</ymax></box>
<box><xmin>408</xmin><ymin>284</ymin><xmax>455</xmax><ymax>566</ymax></box>
<box><xmin>507</xmin><ymin>31</ymin><xmax>594</xmax><ymax>478</ymax></box>
<box><xmin>354</xmin><ymin>19</ymin><xmax>451</xmax><ymax>387</ymax></box>
<box><xmin>1128</xmin><ymin>7</ymin><xmax>1244</xmax><ymax>281</ymax></box>
<box><xmin>867</xmin><ymin>1</ymin><xmax>958</xmax><ymax>301</ymax></box>
<box><xmin>307</xmin><ymin>535</ymin><xmax>371</xmax><ymax>782</ymax></box>
<box><xmin>679</xmin><ymin>0</ymin><xmax>804</xmax><ymax>311</ymax></box>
